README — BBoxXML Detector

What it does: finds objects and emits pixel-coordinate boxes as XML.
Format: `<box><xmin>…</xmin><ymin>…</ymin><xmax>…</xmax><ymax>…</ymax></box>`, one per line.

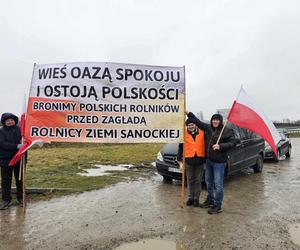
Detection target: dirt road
<box><xmin>1</xmin><ymin>139</ymin><xmax>300</xmax><ymax>249</ymax></box>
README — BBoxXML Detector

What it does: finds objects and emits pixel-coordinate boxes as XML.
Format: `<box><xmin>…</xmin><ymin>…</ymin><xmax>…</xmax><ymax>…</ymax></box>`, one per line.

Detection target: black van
<box><xmin>156</xmin><ymin>122</ymin><xmax>265</xmax><ymax>182</ymax></box>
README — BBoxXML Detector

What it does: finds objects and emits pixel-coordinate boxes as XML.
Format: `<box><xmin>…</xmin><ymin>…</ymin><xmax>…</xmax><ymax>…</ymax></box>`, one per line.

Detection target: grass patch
<box><xmin>289</xmin><ymin>132</ymin><xmax>300</xmax><ymax>138</ymax></box>
<box><xmin>25</xmin><ymin>143</ymin><xmax>163</xmax><ymax>200</ymax></box>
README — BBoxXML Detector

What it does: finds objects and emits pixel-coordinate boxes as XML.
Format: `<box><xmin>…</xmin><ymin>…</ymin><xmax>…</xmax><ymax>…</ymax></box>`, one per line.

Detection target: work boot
<box><xmin>0</xmin><ymin>201</ymin><xmax>13</xmax><ymax>210</ymax></box>
<box><xmin>208</xmin><ymin>206</ymin><xmax>223</xmax><ymax>214</ymax></box>
<box><xmin>186</xmin><ymin>198</ymin><xmax>194</xmax><ymax>206</ymax></box>
<box><xmin>193</xmin><ymin>199</ymin><xmax>200</xmax><ymax>207</ymax></box>
<box><xmin>199</xmin><ymin>199</ymin><xmax>214</xmax><ymax>208</ymax></box>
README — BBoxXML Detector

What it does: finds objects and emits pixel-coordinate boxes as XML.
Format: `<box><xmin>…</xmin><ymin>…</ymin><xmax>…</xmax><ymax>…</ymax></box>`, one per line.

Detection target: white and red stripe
<box><xmin>9</xmin><ymin>94</ymin><xmax>45</xmax><ymax>167</ymax></box>
<box><xmin>227</xmin><ymin>87</ymin><xmax>281</xmax><ymax>156</ymax></box>
<box><xmin>9</xmin><ymin>139</ymin><xmax>44</xmax><ymax>167</ymax></box>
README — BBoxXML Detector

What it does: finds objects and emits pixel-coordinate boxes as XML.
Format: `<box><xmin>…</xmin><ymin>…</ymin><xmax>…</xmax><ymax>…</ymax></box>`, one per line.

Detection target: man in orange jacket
<box><xmin>177</xmin><ymin>117</ymin><xmax>205</xmax><ymax>207</ymax></box>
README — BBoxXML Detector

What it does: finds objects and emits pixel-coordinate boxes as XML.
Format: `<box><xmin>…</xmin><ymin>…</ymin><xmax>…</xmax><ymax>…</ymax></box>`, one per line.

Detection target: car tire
<box><xmin>163</xmin><ymin>176</ymin><xmax>173</xmax><ymax>183</ymax></box>
<box><xmin>285</xmin><ymin>146</ymin><xmax>291</xmax><ymax>158</ymax></box>
<box><xmin>253</xmin><ymin>154</ymin><xmax>263</xmax><ymax>173</ymax></box>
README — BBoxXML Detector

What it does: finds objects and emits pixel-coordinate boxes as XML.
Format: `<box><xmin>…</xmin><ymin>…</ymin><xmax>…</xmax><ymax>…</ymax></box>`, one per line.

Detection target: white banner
<box><xmin>25</xmin><ymin>62</ymin><xmax>185</xmax><ymax>143</ymax></box>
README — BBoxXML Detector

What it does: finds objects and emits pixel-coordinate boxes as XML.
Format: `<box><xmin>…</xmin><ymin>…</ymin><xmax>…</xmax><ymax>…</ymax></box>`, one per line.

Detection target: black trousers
<box><xmin>1</xmin><ymin>162</ymin><xmax>23</xmax><ymax>202</ymax></box>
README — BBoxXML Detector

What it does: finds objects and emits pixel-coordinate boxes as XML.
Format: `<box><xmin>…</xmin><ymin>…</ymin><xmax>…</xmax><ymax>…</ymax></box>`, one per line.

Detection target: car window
<box><xmin>238</xmin><ymin>128</ymin><xmax>248</xmax><ymax>140</ymax></box>
<box><xmin>248</xmin><ymin>131</ymin><xmax>260</xmax><ymax>139</ymax></box>
<box><xmin>227</xmin><ymin>123</ymin><xmax>241</xmax><ymax>140</ymax></box>
<box><xmin>227</xmin><ymin>122</ymin><xmax>260</xmax><ymax>140</ymax></box>
<box><xmin>233</xmin><ymin>128</ymin><xmax>241</xmax><ymax>140</ymax></box>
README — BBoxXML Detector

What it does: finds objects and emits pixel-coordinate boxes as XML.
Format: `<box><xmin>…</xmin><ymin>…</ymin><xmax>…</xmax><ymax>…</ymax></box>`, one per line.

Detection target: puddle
<box><xmin>289</xmin><ymin>223</ymin><xmax>300</xmax><ymax>246</ymax></box>
<box><xmin>115</xmin><ymin>239</ymin><xmax>186</xmax><ymax>250</ymax></box>
<box><xmin>78</xmin><ymin>164</ymin><xmax>132</xmax><ymax>176</ymax></box>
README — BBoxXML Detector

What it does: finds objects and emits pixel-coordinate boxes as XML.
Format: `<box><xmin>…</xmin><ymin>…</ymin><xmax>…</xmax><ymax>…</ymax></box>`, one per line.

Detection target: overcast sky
<box><xmin>0</xmin><ymin>0</ymin><xmax>299</xmax><ymax>121</ymax></box>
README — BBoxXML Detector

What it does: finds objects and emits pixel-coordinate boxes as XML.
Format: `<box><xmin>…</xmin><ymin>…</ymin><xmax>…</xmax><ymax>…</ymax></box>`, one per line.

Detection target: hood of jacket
<box><xmin>210</xmin><ymin>113</ymin><xmax>223</xmax><ymax>130</ymax></box>
<box><xmin>1</xmin><ymin>113</ymin><xmax>19</xmax><ymax>126</ymax></box>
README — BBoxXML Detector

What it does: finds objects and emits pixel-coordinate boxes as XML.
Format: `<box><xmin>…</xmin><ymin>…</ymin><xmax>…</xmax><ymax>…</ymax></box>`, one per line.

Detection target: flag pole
<box><xmin>19</xmin><ymin>93</ymin><xmax>27</xmax><ymax>181</ymax></box>
<box><xmin>22</xmin><ymin>64</ymin><xmax>35</xmax><ymax>213</ymax></box>
<box><xmin>216</xmin><ymin>120</ymin><xmax>228</xmax><ymax>145</ymax></box>
<box><xmin>180</xmin><ymin>66</ymin><xmax>186</xmax><ymax>208</ymax></box>
<box><xmin>19</xmin><ymin>94</ymin><xmax>27</xmax><ymax>213</ymax></box>
<box><xmin>19</xmin><ymin>142</ymin><xmax>24</xmax><ymax>181</ymax></box>
<box><xmin>22</xmin><ymin>156</ymin><xmax>27</xmax><ymax>213</ymax></box>
<box><xmin>215</xmin><ymin>98</ymin><xmax>238</xmax><ymax>145</ymax></box>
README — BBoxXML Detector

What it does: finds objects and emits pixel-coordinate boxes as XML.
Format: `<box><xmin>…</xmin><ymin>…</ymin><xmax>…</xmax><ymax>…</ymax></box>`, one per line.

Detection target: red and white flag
<box><xmin>227</xmin><ymin>87</ymin><xmax>281</xmax><ymax>156</ymax></box>
<box><xmin>9</xmin><ymin>139</ymin><xmax>44</xmax><ymax>166</ymax></box>
<box><xmin>9</xmin><ymin>94</ymin><xmax>44</xmax><ymax>167</ymax></box>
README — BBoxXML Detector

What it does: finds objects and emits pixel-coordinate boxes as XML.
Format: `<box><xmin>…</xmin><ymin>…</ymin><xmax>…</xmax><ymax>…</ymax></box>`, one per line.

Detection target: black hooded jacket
<box><xmin>187</xmin><ymin>112</ymin><xmax>236</xmax><ymax>163</ymax></box>
<box><xmin>0</xmin><ymin>113</ymin><xmax>21</xmax><ymax>164</ymax></box>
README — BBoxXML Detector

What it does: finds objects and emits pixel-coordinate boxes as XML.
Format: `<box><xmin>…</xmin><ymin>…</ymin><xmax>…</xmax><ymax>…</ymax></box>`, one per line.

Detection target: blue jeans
<box><xmin>205</xmin><ymin>159</ymin><xmax>225</xmax><ymax>208</ymax></box>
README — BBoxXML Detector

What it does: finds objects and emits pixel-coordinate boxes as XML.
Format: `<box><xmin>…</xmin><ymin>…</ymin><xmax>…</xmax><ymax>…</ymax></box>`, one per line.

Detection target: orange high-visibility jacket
<box><xmin>185</xmin><ymin>128</ymin><xmax>205</xmax><ymax>158</ymax></box>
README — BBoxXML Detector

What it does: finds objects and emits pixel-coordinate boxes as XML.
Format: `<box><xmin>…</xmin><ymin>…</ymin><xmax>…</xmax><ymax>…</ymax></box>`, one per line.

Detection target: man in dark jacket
<box><xmin>0</xmin><ymin>113</ymin><xmax>23</xmax><ymax>210</ymax></box>
<box><xmin>187</xmin><ymin>112</ymin><xmax>235</xmax><ymax>214</ymax></box>
<box><xmin>177</xmin><ymin>117</ymin><xmax>205</xmax><ymax>207</ymax></box>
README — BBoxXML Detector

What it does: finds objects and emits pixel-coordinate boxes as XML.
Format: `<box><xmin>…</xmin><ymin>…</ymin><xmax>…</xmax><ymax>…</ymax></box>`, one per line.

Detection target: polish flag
<box><xmin>9</xmin><ymin>139</ymin><xmax>44</xmax><ymax>167</ymax></box>
<box><xmin>227</xmin><ymin>87</ymin><xmax>281</xmax><ymax>156</ymax></box>
<box><xmin>9</xmin><ymin>94</ymin><xmax>44</xmax><ymax>167</ymax></box>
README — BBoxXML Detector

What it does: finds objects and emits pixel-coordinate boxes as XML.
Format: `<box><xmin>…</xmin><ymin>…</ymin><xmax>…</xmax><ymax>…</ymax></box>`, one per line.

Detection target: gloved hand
<box><xmin>17</xmin><ymin>144</ymin><xmax>23</xmax><ymax>149</ymax></box>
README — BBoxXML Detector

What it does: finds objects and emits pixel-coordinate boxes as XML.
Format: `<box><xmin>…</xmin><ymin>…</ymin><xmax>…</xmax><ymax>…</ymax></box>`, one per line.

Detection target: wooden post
<box><xmin>18</xmin><ymin>133</ymin><xmax>25</xmax><ymax>181</ymax></box>
<box><xmin>180</xmin><ymin>66</ymin><xmax>186</xmax><ymax>208</ymax></box>
<box><xmin>19</xmin><ymin>156</ymin><xmax>23</xmax><ymax>181</ymax></box>
<box><xmin>22</xmin><ymin>156</ymin><xmax>26</xmax><ymax>213</ymax></box>
<box><xmin>21</xmin><ymin>63</ymin><xmax>35</xmax><ymax>214</ymax></box>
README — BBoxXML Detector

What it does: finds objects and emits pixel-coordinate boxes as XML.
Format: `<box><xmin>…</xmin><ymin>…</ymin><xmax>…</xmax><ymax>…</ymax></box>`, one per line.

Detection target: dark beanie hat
<box><xmin>186</xmin><ymin>117</ymin><xmax>197</xmax><ymax>125</ymax></box>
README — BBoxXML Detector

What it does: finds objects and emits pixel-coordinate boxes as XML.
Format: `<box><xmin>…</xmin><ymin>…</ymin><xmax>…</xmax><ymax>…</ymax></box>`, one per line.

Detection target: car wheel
<box><xmin>253</xmin><ymin>154</ymin><xmax>263</xmax><ymax>173</ymax></box>
<box><xmin>274</xmin><ymin>149</ymin><xmax>280</xmax><ymax>162</ymax></box>
<box><xmin>285</xmin><ymin>146</ymin><xmax>291</xmax><ymax>158</ymax></box>
<box><xmin>163</xmin><ymin>175</ymin><xmax>173</xmax><ymax>183</ymax></box>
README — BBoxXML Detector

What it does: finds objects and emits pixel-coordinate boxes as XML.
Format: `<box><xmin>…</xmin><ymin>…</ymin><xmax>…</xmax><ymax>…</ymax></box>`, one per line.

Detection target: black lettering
<box><xmin>82</xmin><ymin>67</ymin><xmax>92</xmax><ymax>78</ymax></box>
<box><xmin>31</xmin><ymin>127</ymin><xmax>39</xmax><ymax>136</ymax></box>
<box><xmin>102</xmin><ymin>67</ymin><xmax>112</xmax><ymax>80</ymax></box>
<box><xmin>92</xmin><ymin>67</ymin><xmax>101</xmax><ymax>79</ymax></box>
<box><xmin>38</xmin><ymin>68</ymin><xmax>51</xmax><ymax>79</ymax></box>
<box><xmin>116</xmin><ymin>68</ymin><xmax>124</xmax><ymax>80</ymax></box>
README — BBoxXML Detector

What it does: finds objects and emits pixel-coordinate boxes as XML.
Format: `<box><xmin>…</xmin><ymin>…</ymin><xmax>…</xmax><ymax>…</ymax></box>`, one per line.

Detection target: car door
<box><xmin>244</xmin><ymin>130</ymin><xmax>263</xmax><ymax>167</ymax></box>
<box><xmin>237</xmin><ymin>128</ymin><xmax>258</xmax><ymax>168</ymax></box>
<box><xmin>227</xmin><ymin>124</ymin><xmax>245</xmax><ymax>173</ymax></box>
<box><xmin>279</xmin><ymin>133</ymin><xmax>289</xmax><ymax>156</ymax></box>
